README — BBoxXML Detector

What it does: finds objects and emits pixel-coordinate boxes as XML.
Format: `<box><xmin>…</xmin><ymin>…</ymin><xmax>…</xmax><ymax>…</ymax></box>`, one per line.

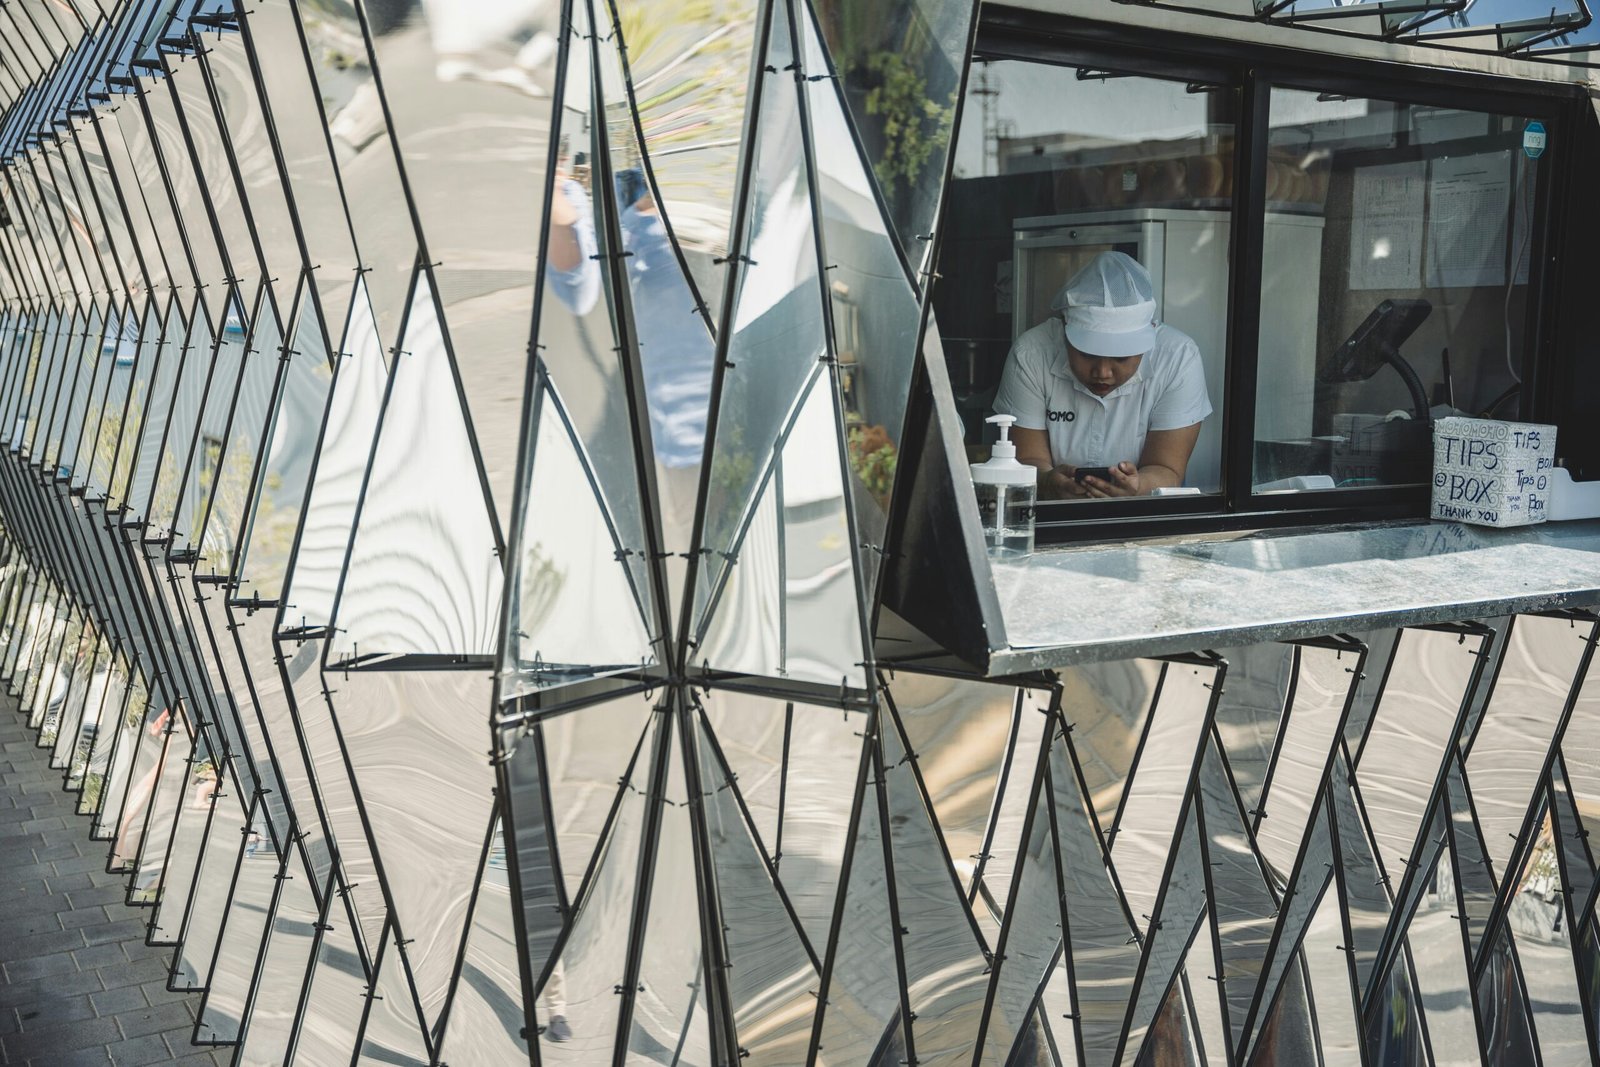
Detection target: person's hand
<box><xmin>547</xmin><ymin>177</ymin><xmax>582</xmax><ymax>270</ymax></box>
<box><xmin>549</xmin><ymin>179</ymin><xmax>578</xmax><ymax>226</ymax></box>
<box><xmin>1081</xmin><ymin>461</ymin><xmax>1140</xmax><ymax>498</ymax></box>
<box><xmin>1043</xmin><ymin>464</ymin><xmax>1089</xmax><ymax>499</ymax></box>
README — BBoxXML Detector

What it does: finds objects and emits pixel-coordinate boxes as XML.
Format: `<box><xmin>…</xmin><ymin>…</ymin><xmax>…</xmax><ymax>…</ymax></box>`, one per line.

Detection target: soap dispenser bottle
<box><xmin>972</xmin><ymin>414</ymin><xmax>1036</xmax><ymax>560</ymax></box>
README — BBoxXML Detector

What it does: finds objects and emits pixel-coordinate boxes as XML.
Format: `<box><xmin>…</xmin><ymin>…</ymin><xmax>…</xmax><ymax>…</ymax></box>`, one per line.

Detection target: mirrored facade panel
<box><xmin>327</xmin><ymin>270</ymin><xmax>500</xmax><ymax>661</ymax></box>
<box><xmin>501</xmin><ymin>0</ymin><xmax>664</xmax><ymax>699</ymax></box>
<box><xmin>597</xmin><ymin>10</ymin><xmax>718</xmax><ymax>570</ymax></box>
<box><xmin>125</xmin><ymin>296</ymin><xmax>187</xmax><ymax>522</ymax></box>
<box><xmin>291</xmin><ymin>0</ymin><xmax>415</xmax><ymax>357</ymax></box>
<box><xmin>199</xmin><ymin>302</ymin><xmax>283</xmax><ymax>576</ymax></box>
<box><xmin>56</xmin><ymin>301</ymin><xmax>106</xmax><ymax>482</ymax></box>
<box><xmin>356</xmin><ymin>0</ymin><xmax>551</xmax><ymax>519</ymax></box>
<box><xmin>106</xmin><ymin>300</ymin><xmax>166</xmax><ymax>507</ymax></box>
<box><xmin>240</xmin><ymin>0</ymin><xmax>358</xmax><ymax>343</ymax></box>
<box><xmin>234</xmin><ymin>281</ymin><xmax>334</xmax><ymax>604</ymax></box>
<box><xmin>201</xmin><ymin>26</ymin><xmax>304</xmax><ymax>315</ymax></box>
<box><xmin>147</xmin><ymin>298</ymin><xmax>212</xmax><ymax>536</ymax></box>
<box><xmin>171</xmin><ymin>286</ymin><xmax>252</xmax><ymax>551</ymax></box>
<box><xmin>504</xmin><ymin>376</ymin><xmax>657</xmax><ymax>695</ymax></box>
<box><xmin>280</xmin><ymin>279</ymin><xmax>386</xmax><ymax>631</ymax></box>
<box><xmin>813</xmin><ymin>0</ymin><xmax>979</xmax><ymax>255</ymax></box>
<box><xmin>433</xmin><ymin>817</ymin><xmax>531</xmax><ymax>1066</ymax></box>
<box><xmin>693</xmin><ymin>371</ymin><xmax>868</xmax><ymax>688</ymax></box>
<box><xmin>314</xmin><ymin>668</ymin><xmax>496</xmax><ymax>1030</ymax></box>
<box><xmin>140</xmin><ymin>70</ymin><xmax>229</xmax><ymax>293</ymax></box>
<box><xmin>691</xmin><ymin>2</ymin><xmax>830</xmax><ymax>636</ymax></box>
<box><xmin>612</xmin><ymin>0</ymin><xmax>756</xmax><ymax>318</ymax></box>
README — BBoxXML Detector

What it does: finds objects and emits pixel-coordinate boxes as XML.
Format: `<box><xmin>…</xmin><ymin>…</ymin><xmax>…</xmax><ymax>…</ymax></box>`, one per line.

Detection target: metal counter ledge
<box><xmin>985</xmin><ymin>518</ymin><xmax>1600</xmax><ymax>674</ymax></box>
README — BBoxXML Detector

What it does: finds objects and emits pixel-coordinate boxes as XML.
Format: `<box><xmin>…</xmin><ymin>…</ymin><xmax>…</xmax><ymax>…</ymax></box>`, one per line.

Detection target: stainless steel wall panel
<box><xmin>290</xmin><ymin>0</ymin><xmax>414</xmax><ymax>360</ymax></box>
<box><xmin>316</xmin><ymin>668</ymin><xmax>495</xmax><ymax>1032</ymax></box>
<box><xmin>325</xmin><ymin>271</ymin><xmax>501</xmax><ymax>662</ymax></box>
<box><xmin>431</xmin><ymin>815</ymin><xmax>532</xmax><ymax>1066</ymax></box>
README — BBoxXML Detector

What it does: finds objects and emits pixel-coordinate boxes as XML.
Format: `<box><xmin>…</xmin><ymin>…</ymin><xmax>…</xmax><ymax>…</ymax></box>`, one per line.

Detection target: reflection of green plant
<box><xmin>203</xmin><ymin>432</ymin><xmax>256</xmax><ymax>566</ymax></box>
<box><xmin>110</xmin><ymin>387</ymin><xmax>146</xmax><ymax>498</ymax></box>
<box><xmin>862</xmin><ymin>51</ymin><xmax>955</xmax><ymax>203</ymax></box>
<box><xmin>611</xmin><ymin>0</ymin><xmax>754</xmax><ymax>254</ymax></box>
<box><xmin>847</xmin><ymin>418</ymin><xmax>897</xmax><ymax>505</ymax></box>
<box><xmin>705</xmin><ymin>421</ymin><xmax>754</xmax><ymax>548</ymax></box>
<box><xmin>1525</xmin><ymin>817</ymin><xmax>1559</xmax><ymax>890</ymax></box>
<box><xmin>82</xmin><ymin>772</ymin><xmax>103</xmax><ymax>812</ymax></box>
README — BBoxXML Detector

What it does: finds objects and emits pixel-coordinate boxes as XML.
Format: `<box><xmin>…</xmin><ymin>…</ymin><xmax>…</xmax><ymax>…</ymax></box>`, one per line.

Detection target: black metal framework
<box><xmin>963</xmin><ymin>5</ymin><xmax>1587</xmax><ymax>544</ymax></box>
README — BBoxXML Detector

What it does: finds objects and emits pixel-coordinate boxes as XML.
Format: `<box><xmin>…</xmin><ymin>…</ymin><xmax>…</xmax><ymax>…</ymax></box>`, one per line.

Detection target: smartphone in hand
<box><xmin>1073</xmin><ymin>465</ymin><xmax>1114</xmax><ymax>484</ymax></box>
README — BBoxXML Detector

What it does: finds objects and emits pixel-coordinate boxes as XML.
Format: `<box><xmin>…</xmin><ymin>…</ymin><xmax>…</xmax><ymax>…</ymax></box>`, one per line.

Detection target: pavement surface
<box><xmin>0</xmin><ymin>697</ymin><xmax>226</xmax><ymax>1067</ymax></box>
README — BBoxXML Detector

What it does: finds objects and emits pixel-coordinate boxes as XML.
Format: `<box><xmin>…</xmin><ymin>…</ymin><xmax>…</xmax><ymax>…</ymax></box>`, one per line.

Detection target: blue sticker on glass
<box><xmin>1523</xmin><ymin>121</ymin><xmax>1547</xmax><ymax>160</ymax></box>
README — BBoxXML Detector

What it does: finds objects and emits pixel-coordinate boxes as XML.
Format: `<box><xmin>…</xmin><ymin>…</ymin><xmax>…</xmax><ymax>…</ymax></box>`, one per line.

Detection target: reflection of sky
<box><xmin>1275</xmin><ymin>0</ymin><xmax>1600</xmax><ymax>47</ymax></box>
<box><xmin>1442</xmin><ymin>0</ymin><xmax>1588</xmax><ymax>33</ymax></box>
<box><xmin>953</xmin><ymin>62</ymin><xmax>1213</xmax><ymax>180</ymax></box>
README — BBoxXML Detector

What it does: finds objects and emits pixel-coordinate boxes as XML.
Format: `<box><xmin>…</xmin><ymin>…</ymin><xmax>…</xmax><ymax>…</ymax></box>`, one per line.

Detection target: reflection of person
<box><xmin>540</xmin><ymin>153</ymin><xmax>711</xmax><ymax>587</ymax></box>
<box><xmin>616</xmin><ymin>168</ymin><xmax>714</xmax><ymax>570</ymax></box>
<box><xmin>543</xmin><ymin>965</ymin><xmax>569</xmax><ymax>1042</ymax></box>
<box><xmin>994</xmin><ymin>251</ymin><xmax>1211</xmax><ymax>499</ymax></box>
<box><xmin>546</xmin><ymin>138</ymin><xmax>600</xmax><ymax>316</ymax></box>
<box><xmin>112</xmin><ymin>703</ymin><xmax>171</xmax><ymax>868</ymax></box>
<box><xmin>616</xmin><ymin>170</ymin><xmax>714</xmax><ymax>465</ymax></box>
<box><xmin>421</xmin><ymin>0</ymin><xmax>557</xmax><ymax>95</ymax></box>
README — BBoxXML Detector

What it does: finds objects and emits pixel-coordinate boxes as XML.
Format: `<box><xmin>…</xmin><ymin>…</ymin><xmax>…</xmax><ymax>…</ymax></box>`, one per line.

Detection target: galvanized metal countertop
<box><xmin>987</xmin><ymin>518</ymin><xmax>1600</xmax><ymax>673</ymax></box>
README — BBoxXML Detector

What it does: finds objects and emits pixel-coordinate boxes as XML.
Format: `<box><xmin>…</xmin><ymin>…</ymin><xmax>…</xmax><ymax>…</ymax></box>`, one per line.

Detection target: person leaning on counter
<box><xmin>993</xmin><ymin>251</ymin><xmax>1212</xmax><ymax>499</ymax></box>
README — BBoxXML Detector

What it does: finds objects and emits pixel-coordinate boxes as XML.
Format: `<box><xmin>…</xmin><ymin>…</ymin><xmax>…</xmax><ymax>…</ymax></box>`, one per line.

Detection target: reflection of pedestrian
<box><xmin>616</xmin><ymin>169</ymin><xmax>714</xmax><ymax>473</ymax></box>
<box><xmin>546</xmin><ymin>137</ymin><xmax>600</xmax><ymax>317</ymax></box>
<box><xmin>542</xmin><ymin>962</ymin><xmax>570</xmax><ymax>1042</ymax></box>
<box><xmin>615</xmin><ymin>169</ymin><xmax>715</xmax><ymax>563</ymax></box>
<box><xmin>540</xmin><ymin>157</ymin><xmax>713</xmax><ymax>586</ymax></box>
<box><xmin>421</xmin><ymin>0</ymin><xmax>557</xmax><ymax>95</ymax></box>
<box><xmin>111</xmin><ymin>703</ymin><xmax>170</xmax><ymax>868</ymax></box>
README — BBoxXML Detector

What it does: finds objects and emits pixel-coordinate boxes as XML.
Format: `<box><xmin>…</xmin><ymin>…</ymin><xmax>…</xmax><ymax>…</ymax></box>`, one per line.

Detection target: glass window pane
<box><xmin>936</xmin><ymin>59</ymin><xmax>1235</xmax><ymax>505</ymax></box>
<box><xmin>1252</xmin><ymin>89</ymin><xmax>1539</xmax><ymax>494</ymax></box>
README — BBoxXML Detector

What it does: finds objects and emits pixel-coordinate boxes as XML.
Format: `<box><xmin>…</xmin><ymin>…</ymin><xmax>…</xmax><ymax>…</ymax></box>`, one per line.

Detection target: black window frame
<box><xmin>960</xmin><ymin>4</ymin><xmax>1586</xmax><ymax>544</ymax></box>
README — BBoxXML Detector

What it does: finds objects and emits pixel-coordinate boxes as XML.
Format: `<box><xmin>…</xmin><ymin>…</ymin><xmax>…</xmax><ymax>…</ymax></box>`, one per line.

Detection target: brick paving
<box><xmin>0</xmin><ymin>698</ymin><xmax>226</xmax><ymax>1066</ymax></box>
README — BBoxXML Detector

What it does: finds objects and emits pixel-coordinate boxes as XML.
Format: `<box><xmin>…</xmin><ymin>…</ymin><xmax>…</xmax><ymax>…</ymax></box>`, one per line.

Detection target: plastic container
<box><xmin>972</xmin><ymin>414</ymin><xmax>1036</xmax><ymax>560</ymax></box>
<box><xmin>1548</xmin><ymin>467</ymin><xmax>1600</xmax><ymax>521</ymax></box>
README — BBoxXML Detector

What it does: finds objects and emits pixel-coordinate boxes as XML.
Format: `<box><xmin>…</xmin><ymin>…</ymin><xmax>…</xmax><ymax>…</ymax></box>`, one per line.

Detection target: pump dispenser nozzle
<box><xmin>973</xmin><ymin>413</ymin><xmax>1035</xmax><ymax>490</ymax></box>
<box><xmin>987</xmin><ymin>414</ymin><xmax>1018</xmax><ymax>460</ymax></box>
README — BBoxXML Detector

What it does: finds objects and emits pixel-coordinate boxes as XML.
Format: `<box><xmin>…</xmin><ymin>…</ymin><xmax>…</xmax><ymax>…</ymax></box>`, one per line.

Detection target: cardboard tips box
<box><xmin>1432</xmin><ymin>417</ymin><xmax>1556</xmax><ymax>528</ymax></box>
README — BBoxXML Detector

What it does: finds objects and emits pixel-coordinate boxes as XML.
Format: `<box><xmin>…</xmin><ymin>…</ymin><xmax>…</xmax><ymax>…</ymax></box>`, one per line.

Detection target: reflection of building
<box><xmin>2</xmin><ymin>0</ymin><xmax>1600</xmax><ymax>1064</ymax></box>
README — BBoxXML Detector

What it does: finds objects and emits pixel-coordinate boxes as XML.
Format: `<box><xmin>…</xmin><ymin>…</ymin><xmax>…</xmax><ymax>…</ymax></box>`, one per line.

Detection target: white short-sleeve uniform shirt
<box><xmin>993</xmin><ymin>317</ymin><xmax>1213</xmax><ymax>472</ymax></box>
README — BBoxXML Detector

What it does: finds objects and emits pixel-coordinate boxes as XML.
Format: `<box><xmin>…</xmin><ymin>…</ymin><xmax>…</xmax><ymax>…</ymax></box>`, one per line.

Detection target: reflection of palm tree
<box><xmin>611</xmin><ymin>1</ymin><xmax>756</xmax><ymax>257</ymax></box>
<box><xmin>517</xmin><ymin>544</ymin><xmax>567</xmax><ymax>644</ymax></box>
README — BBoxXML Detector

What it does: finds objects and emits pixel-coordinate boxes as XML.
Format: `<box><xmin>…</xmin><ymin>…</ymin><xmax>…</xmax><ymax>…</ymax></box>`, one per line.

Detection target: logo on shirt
<box><xmin>1047</xmin><ymin>409</ymin><xmax>1076</xmax><ymax>423</ymax></box>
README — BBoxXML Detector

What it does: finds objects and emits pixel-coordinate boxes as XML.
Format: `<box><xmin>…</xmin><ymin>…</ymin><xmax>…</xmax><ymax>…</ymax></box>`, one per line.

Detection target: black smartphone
<box><xmin>1074</xmin><ymin>465</ymin><xmax>1114</xmax><ymax>484</ymax></box>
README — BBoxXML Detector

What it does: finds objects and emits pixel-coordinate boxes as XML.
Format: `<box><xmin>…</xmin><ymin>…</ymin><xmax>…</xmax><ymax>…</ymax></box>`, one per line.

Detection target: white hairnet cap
<box><xmin>1052</xmin><ymin>251</ymin><xmax>1158</xmax><ymax>358</ymax></box>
